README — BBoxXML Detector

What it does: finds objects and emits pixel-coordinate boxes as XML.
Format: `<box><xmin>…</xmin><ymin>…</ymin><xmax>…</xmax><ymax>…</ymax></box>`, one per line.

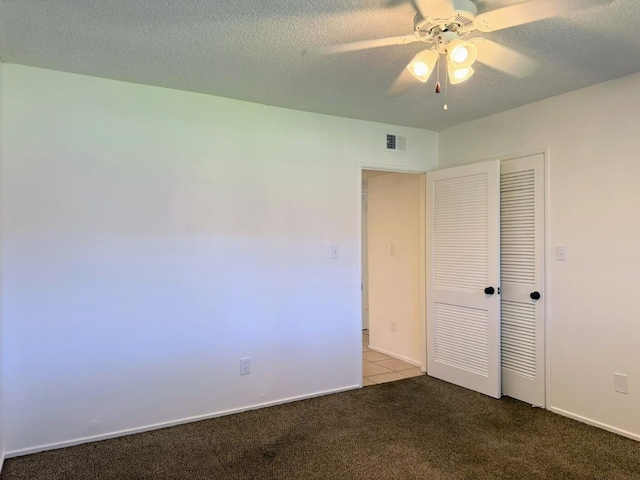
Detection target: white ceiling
<box><xmin>1</xmin><ymin>0</ymin><xmax>638</xmax><ymax>131</ymax></box>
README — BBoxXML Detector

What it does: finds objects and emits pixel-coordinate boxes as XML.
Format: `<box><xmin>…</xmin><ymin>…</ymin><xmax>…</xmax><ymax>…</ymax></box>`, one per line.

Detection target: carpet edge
<box><xmin>5</xmin><ymin>383</ymin><xmax>361</xmax><ymax>459</ymax></box>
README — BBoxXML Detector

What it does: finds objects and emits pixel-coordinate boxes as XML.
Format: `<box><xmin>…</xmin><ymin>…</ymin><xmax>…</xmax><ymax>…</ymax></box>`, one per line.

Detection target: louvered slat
<box><xmin>500</xmin><ymin>170</ymin><xmax>535</xmax><ymax>286</ymax></box>
<box><xmin>502</xmin><ymin>302</ymin><xmax>536</xmax><ymax>378</ymax></box>
<box><xmin>434</xmin><ymin>173</ymin><xmax>488</xmax><ymax>293</ymax></box>
<box><xmin>501</xmin><ymin>169</ymin><xmax>536</xmax><ymax>380</ymax></box>
<box><xmin>434</xmin><ymin>303</ymin><xmax>489</xmax><ymax>376</ymax></box>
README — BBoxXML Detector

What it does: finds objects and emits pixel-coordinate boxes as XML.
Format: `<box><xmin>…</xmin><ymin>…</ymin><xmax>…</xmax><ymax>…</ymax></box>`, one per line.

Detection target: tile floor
<box><xmin>362</xmin><ymin>330</ymin><xmax>425</xmax><ymax>386</ymax></box>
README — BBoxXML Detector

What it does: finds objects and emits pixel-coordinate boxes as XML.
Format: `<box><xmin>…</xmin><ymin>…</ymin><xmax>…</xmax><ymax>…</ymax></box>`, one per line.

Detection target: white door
<box><xmin>426</xmin><ymin>160</ymin><xmax>501</xmax><ymax>399</ymax></box>
<box><xmin>500</xmin><ymin>154</ymin><xmax>545</xmax><ymax>406</ymax></box>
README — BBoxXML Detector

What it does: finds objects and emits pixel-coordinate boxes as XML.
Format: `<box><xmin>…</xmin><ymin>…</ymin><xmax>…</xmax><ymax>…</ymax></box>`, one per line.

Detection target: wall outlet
<box><xmin>390</xmin><ymin>321</ymin><xmax>396</xmax><ymax>333</ymax></box>
<box><xmin>240</xmin><ymin>357</ymin><xmax>251</xmax><ymax>376</ymax></box>
<box><xmin>556</xmin><ymin>244</ymin><xmax>567</xmax><ymax>261</ymax></box>
<box><xmin>614</xmin><ymin>373</ymin><xmax>628</xmax><ymax>394</ymax></box>
<box><xmin>331</xmin><ymin>246</ymin><xmax>339</xmax><ymax>259</ymax></box>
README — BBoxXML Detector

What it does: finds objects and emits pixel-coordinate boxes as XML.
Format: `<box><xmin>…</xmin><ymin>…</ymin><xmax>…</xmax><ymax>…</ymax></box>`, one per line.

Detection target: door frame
<box><xmin>357</xmin><ymin>164</ymin><xmax>429</xmax><ymax>387</ymax></box>
<box><xmin>361</xmin><ymin>189</ymin><xmax>369</xmax><ymax>331</ymax></box>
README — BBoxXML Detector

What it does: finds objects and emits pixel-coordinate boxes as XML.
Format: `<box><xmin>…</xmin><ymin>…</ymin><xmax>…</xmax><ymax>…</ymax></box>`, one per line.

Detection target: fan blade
<box><xmin>474</xmin><ymin>0</ymin><xmax>614</xmax><ymax>33</ymax></box>
<box><xmin>413</xmin><ymin>0</ymin><xmax>455</xmax><ymax>18</ymax></box>
<box><xmin>388</xmin><ymin>67</ymin><xmax>420</xmax><ymax>96</ymax></box>
<box><xmin>303</xmin><ymin>34</ymin><xmax>422</xmax><ymax>56</ymax></box>
<box><xmin>471</xmin><ymin>38</ymin><xmax>539</xmax><ymax>79</ymax></box>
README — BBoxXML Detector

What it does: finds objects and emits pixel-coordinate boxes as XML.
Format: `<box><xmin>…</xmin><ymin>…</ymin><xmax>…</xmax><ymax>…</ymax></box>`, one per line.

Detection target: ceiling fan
<box><xmin>304</xmin><ymin>0</ymin><xmax>613</xmax><ymax>96</ymax></box>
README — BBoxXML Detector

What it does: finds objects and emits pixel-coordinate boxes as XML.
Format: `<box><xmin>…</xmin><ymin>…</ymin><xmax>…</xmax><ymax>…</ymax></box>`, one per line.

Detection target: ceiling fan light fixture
<box><xmin>447</xmin><ymin>61</ymin><xmax>475</xmax><ymax>85</ymax></box>
<box><xmin>407</xmin><ymin>49</ymin><xmax>438</xmax><ymax>83</ymax></box>
<box><xmin>447</xmin><ymin>39</ymin><xmax>478</xmax><ymax>69</ymax></box>
<box><xmin>413</xmin><ymin>61</ymin><xmax>429</xmax><ymax>77</ymax></box>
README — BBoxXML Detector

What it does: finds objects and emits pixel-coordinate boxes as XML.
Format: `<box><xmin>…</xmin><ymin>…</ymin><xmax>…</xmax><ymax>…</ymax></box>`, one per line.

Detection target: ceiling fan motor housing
<box><xmin>414</xmin><ymin>0</ymin><xmax>477</xmax><ymax>37</ymax></box>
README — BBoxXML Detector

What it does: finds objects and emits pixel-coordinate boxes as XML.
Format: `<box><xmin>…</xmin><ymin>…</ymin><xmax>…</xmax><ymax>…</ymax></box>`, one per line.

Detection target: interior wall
<box><xmin>1</xmin><ymin>65</ymin><xmax>438</xmax><ymax>455</ymax></box>
<box><xmin>439</xmin><ymin>72</ymin><xmax>640</xmax><ymax>440</ymax></box>
<box><xmin>367</xmin><ymin>173</ymin><xmax>422</xmax><ymax>365</ymax></box>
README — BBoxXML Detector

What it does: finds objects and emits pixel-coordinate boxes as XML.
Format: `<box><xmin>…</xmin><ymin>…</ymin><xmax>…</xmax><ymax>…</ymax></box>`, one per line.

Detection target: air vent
<box><xmin>386</xmin><ymin>134</ymin><xmax>406</xmax><ymax>152</ymax></box>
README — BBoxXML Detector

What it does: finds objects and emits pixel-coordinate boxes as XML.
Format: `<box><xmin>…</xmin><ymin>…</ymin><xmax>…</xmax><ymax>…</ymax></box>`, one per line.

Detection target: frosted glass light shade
<box><xmin>447</xmin><ymin>39</ymin><xmax>478</xmax><ymax>69</ymax></box>
<box><xmin>407</xmin><ymin>49</ymin><xmax>439</xmax><ymax>83</ymax></box>
<box><xmin>447</xmin><ymin>61</ymin><xmax>475</xmax><ymax>85</ymax></box>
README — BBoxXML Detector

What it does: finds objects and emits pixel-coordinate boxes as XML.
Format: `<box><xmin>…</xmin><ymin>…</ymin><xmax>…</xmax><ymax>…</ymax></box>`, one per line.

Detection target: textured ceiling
<box><xmin>1</xmin><ymin>0</ymin><xmax>639</xmax><ymax>131</ymax></box>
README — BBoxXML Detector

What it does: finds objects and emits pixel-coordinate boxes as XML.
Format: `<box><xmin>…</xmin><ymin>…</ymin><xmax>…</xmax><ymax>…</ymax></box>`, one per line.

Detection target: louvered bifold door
<box><xmin>426</xmin><ymin>160</ymin><xmax>501</xmax><ymax>399</ymax></box>
<box><xmin>500</xmin><ymin>154</ymin><xmax>545</xmax><ymax>407</ymax></box>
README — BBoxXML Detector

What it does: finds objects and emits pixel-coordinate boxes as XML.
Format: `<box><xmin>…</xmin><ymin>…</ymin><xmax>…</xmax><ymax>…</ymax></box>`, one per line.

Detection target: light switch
<box><xmin>389</xmin><ymin>244</ymin><xmax>396</xmax><ymax>256</ymax></box>
<box><xmin>331</xmin><ymin>246</ymin><xmax>339</xmax><ymax>259</ymax></box>
<box><xmin>556</xmin><ymin>244</ymin><xmax>567</xmax><ymax>261</ymax></box>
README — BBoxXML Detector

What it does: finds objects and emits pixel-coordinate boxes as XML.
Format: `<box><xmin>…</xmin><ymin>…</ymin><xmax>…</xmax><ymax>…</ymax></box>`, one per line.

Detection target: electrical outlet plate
<box><xmin>240</xmin><ymin>357</ymin><xmax>250</xmax><ymax>376</ymax></box>
<box><xmin>614</xmin><ymin>373</ymin><xmax>628</xmax><ymax>394</ymax></box>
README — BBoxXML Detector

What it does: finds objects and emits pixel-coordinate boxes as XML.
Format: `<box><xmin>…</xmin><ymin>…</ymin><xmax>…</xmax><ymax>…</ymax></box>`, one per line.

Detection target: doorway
<box><xmin>361</xmin><ymin>169</ymin><xmax>426</xmax><ymax>386</ymax></box>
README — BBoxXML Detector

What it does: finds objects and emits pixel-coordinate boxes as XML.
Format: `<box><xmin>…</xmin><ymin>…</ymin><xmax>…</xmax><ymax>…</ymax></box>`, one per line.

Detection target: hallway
<box><xmin>362</xmin><ymin>330</ymin><xmax>424</xmax><ymax>386</ymax></box>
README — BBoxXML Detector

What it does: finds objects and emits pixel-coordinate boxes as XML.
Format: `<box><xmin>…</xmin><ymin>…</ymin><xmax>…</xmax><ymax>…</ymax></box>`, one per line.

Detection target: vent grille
<box><xmin>386</xmin><ymin>134</ymin><xmax>406</xmax><ymax>152</ymax></box>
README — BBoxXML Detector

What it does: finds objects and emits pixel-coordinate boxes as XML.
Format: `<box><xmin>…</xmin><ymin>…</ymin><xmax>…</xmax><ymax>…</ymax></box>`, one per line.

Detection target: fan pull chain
<box><xmin>435</xmin><ymin>38</ymin><xmax>442</xmax><ymax>94</ymax></box>
<box><xmin>444</xmin><ymin>62</ymin><xmax>449</xmax><ymax>111</ymax></box>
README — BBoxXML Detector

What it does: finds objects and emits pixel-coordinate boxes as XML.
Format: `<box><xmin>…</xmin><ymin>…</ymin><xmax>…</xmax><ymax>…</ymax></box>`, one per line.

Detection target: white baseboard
<box><xmin>367</xmin><ymin>345</ymin><xmax>421</xmax><ymax>367</ymax></box>
<box><xmin>549</xmin><ymin>406</ymin><xmax>640</xmax><ymax>442</ymax></box>
<box><xmin>5</xmin><ymin>384</ymin><xmax>360</xmax><ymax>459</ymax></box>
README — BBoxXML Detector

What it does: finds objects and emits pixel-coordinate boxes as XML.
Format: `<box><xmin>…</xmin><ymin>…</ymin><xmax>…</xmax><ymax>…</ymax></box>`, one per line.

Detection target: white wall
<box><xmin>2</xmin><ymin>65</ymin><xmax>438</xmax><ymax>455</ymax></box>
<box><xmin>440</xmin><ymin>72</ymin><xmax>640</xmax><ymax>440</ymax></box>
<box><xmin>367</xmin><ymin>173</ymin><xmax>422</xmax><ymax>364</ymax></box>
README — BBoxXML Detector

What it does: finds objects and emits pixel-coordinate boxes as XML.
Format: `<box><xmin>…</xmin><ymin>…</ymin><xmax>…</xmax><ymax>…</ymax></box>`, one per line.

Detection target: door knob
<box><xmin>484</xmin><ymin>287</ymin><xmax>495</xmax><ymax>295</ymax></box>
<box><xmin>530</xmin><ymin>291</ymin><xmax>541</xmax><ymax>300</ymax></box>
